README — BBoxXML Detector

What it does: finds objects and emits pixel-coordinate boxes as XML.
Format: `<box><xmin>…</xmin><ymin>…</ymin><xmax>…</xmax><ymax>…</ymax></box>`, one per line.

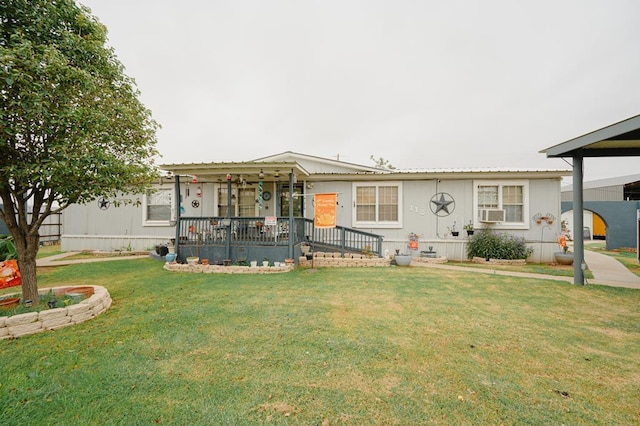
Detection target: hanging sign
<box><xmin>265</xmin><ymin>216</ymin><xmax>277</xmax><ymax>226</ymax></box>
<box><xmin>314</xmin><ymin>193</ymin><xmax>337</xmax><ymax>229</ymax></box>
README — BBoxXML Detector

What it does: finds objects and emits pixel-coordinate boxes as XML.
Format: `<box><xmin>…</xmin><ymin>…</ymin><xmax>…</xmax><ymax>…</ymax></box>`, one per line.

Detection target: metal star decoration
<box><xmin>430</xmin><ymin>192</ymin><xmax>455</xmax><ymax>216</ymax></box>
<box><xmin>98</xmin><ymin>197</ymin><xmax>110</xmax><ymax>210</ymax></box>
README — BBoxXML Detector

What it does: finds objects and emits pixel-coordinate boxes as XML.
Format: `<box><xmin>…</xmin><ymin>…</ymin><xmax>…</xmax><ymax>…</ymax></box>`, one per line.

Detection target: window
<box><xmin>144</xmin><ymin>187</ymin><xmax>174</xmax><ymax>226</ymax></box>
<box><xmin>353</xmin><ymin>182</ymin><xmax>402</xmax><ymax>228</ymax></box>
<box><xmin>238</xmin><ymin>188</ymin><xmax>256</xmax><ymax>217</ymax></box>
<box><xmin>217</xmin><ymin>187</ymin><xmax>236</xmax><ymax>217</ymax></box>
<box><xmin>280</xmin><ymin>183</ymin><xmax>303</xmax><ymax>217</ymax></box>
<box><xmin>474</xmin><ymin>181</ymin><xmax>528</xmax><ymax>228</ymax></box>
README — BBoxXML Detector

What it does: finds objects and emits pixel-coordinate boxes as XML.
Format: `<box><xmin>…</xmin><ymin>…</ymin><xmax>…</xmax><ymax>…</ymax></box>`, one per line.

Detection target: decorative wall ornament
<box><xmin>532</xmin><ymin>212</ymin><xmax>556</xmax><ymax>225</ymax></box>
<box><xmin>98</xmin><ymin>197</ymin><xmax>110</xmax><ymax>210</ymax></box>
<box><xmin>430</xmin><ymin>192</ymin><xmax>455</xmax><ymax>216</ymax></box>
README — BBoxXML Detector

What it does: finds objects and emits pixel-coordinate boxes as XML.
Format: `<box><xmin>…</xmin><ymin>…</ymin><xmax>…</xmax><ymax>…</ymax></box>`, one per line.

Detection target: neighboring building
<box><xmin>561</xmin><ymin>174</ymin><xmax>640</xmax><ymax>247</ymax></box>
<box><xmin>61</xmin><ymin>151</ymin><xmax>570</xmax><ymax>262</ymax></box>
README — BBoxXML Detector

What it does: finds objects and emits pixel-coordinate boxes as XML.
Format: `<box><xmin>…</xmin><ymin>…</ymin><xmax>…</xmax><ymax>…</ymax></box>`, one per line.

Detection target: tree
<box><xmin>370</xmin><ymin>155</ymin><xmax>396</xmax><ymax>170</ymax></box>
<box><xmin>0</xmin><ymin>0</ymin><xmax>159</xmax><ymax>305</ymax></box>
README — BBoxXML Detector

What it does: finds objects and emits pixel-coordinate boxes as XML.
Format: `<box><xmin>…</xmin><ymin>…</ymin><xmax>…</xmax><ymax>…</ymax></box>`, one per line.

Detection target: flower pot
<box><xmin>250</xmin><ymin>260</ymin><xmax>258</xmax><ymax>268</ymax></box>
<box><xmin>394</xmin><ymin>255</ymin><xmax>412</xmax><ymax>266</ymax></box>
<box><xmin>0</xmin><ymin>297</ymin><xmax>20</xmax><ymax>310</ymax></box>
<box><xmin>554</xmin><ymin>252</ymin><xmax>574</xmax><ymax>265</ymax></box>
<box><xmin>262</xmin><ymin>261</ymin><xmax>269</xmax><ymax>267</ymax></box>
<box><xmin>201</xmin><ymin>259</ymin><xmax>209</xmax><ymax>265</ymax></box>
<box><xmin>64</xmin><ymin>286</ymin><xmax>95</xmax><ymax>299</ymax></box>
<box><xmin>222</xmin><ymin>259</ymin><xmax>231</xmax><ymax>266</ymax></box>
<box><xmin>451</xmin><ymin>232</ymin><xmax>459</xmax><ymax>237</ymax></box>
<box><xmin>165</xmin><ymin>253</ymin><xmax>176</xmax><ymax>263</ymax></box>
<box><xmin>466</xmin><ymin>230</ymin><xmax>474</xmax><ymax>236</ymax></box>
<box><xmin>186</xmin><ymin>256</ymin><xmax>199</xmax><ymax>266</ymax></box>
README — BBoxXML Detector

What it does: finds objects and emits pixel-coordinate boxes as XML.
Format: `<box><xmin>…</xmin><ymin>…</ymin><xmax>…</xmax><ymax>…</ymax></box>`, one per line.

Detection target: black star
<box><xmin>431</xmin><ymin>193</ymin><xmax>454</xmax><ymax>215</ymax></box>
<box><xmin>98</xmin><ymin>198</ymin><xmax>110</xmax><ymax>210</ymax></box>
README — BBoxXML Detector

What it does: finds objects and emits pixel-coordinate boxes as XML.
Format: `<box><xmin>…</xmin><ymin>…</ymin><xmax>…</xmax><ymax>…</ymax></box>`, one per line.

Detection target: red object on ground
<box><xmin>0</xmin><ymin>260</ymin><xmax>21</xmax><ymax>289</ymax></box>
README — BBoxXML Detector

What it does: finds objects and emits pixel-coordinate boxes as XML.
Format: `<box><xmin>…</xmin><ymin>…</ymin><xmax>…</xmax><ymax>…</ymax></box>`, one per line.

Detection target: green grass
<box><xmin>1</xmin><ymin>259</ymin><xmax>639</xmax><ymax>424</ymax></box>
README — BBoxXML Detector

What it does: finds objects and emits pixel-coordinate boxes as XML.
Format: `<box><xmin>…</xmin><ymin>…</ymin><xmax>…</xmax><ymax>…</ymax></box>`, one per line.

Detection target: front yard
<box><xmin>1</xmin><ymin>258</ymin><xmax>639</xmax><ymax>424</ymax></box>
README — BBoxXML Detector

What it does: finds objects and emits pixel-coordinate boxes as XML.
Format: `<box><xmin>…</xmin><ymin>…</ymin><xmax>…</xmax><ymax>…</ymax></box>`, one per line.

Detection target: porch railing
<box><xmin>302</xmin><ymin>219</ymin><xmax>383</xmax><ymax>257</ymax></box>
<box><xmin>178</xmin><ymin>216</ymin><xmax>292</xmax><ymax>246</ymax></box>
<box><xmin>176</xmin><ymin>216</ymin><xmax>383</xmax><ymax>261</ymax></box>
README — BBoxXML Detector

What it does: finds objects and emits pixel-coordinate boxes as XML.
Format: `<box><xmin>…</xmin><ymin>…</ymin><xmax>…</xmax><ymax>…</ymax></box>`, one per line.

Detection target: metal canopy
<box><xmin>542</xmin><ymin>114</ymin><xmax>640</xmax><ymax>158</ymax></box>
<box><xmin>541</xmin><ymin>113</ymin><xmax>640</xmax><ymax>285</ymax></box>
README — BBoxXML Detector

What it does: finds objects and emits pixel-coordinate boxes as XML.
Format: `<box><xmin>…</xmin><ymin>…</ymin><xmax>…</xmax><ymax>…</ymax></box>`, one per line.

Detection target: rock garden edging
<box><xmin>0</xmin><ymin>285</ymin><xmax>111</xmax><ymax>340</ymax></box>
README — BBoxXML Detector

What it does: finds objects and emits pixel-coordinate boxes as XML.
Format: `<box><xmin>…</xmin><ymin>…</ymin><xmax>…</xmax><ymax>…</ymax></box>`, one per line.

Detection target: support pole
<box><xmin>573</xmin><ymin>153</ymin><xmax>584</xmax><ymax>285</ymax></box>
<box><xmin>288</xmin><ymin>171</ymin><xmax>294</xmax><ymax>260</ymax></box>
<box><xmin>174</xmin><ymin>175</ymin><xmax>181</xmax><ymax>259</ymax></box>
<box><xmin>226</xmin><ymin>174</ymin><xmax>232</xmax><ymax>262</ymax></box>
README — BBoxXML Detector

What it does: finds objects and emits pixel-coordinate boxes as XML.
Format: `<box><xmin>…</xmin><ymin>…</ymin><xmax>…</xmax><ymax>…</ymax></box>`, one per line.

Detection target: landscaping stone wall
<box><xmin>298</xmin><ymin>252</ymin><xmax>390</xmax><ymax>268</ymax></box>
<box><xmin>0</xmin><ymin>285</ymin><xmax>111</xmax><ymax>340</ymax></box>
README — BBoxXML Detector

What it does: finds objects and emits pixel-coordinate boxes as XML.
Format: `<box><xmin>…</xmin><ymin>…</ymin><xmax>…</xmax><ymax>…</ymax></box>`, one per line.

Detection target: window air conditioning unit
<box><xmin>479</xmin><ymin>209</ymin><xmax>505</xmax><ymax>223</ymax></box>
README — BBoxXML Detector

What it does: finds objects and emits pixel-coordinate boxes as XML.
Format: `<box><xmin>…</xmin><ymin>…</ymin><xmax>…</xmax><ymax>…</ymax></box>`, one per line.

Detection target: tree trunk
<box><xmin>12</xmin><ymin>233</ymin><xmax>40</xmax><ymax>305</ymax></box>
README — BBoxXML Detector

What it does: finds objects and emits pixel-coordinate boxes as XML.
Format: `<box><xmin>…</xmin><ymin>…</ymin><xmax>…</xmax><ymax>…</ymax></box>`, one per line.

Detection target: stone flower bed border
<box><xmin>0</xmin><ymin>285</ymin><xmax>111</xmax><ymax>340</ymax></box>
<box><xmin>164</xmin><ymin>262</ymin><xmax>295</xmax><ymax>274</ymax></box>
<box><xmin>471</xmin><ymin>256</ymin><xmax>527</xmax><ymax>266</ymax></box>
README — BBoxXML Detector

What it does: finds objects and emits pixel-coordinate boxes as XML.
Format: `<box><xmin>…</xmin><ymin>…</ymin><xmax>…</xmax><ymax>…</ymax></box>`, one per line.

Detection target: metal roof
<box><xmin>561</xmin><ymin>173</ymin><xmax>640</xmax><ymax>192</ymax></box>
<box><xmin>541</xmin><ymin>114</ymin><xmax>640</xmax><ymax>158</ymax></box>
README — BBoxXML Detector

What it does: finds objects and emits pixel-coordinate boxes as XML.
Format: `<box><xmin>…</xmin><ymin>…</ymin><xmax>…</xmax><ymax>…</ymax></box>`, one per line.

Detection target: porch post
<box><xmin>288</xmin><ymin>171</ymin><xmax>294</xmax><ymax>260</ymax></box>
<box><xmin>226</xmin><ymin>173</ymin><xmax>232</xmax><ymax>261</ymax></box>
<box><xmin>573</xmin><ymin>153</ymin><xmax>585</xmax><ymax>285</ymax></box>
<box><xmin>174</xmin><ymin>175</ymin><xmax>181</xmax><ymax>258</ymax></box>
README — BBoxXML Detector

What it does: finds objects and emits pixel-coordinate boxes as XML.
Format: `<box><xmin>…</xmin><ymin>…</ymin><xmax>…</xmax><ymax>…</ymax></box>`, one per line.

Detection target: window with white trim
<box><xmin>353</xmin><ymin>182</ymin><xmax>402</xmax><ymax>228</ymax></box>
<box><xmin>474</xmin><ymin>181</ymin><xmax>528</xmax><ymax>228</ymax></box>
<box><xmin>143</xmin><ymin>187</ymin><xmax>174</xmax><ymax>226</ymax></box>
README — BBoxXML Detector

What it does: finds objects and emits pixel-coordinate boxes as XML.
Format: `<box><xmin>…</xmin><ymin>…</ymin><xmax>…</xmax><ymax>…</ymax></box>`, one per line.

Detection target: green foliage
<box><xmin>467</xmin><ymin>229</ymin><xmax>533</xmax><ymax>260</ymax></box>
<box><xmin>0</xmin><ymin>235</ymin><xmax>17</xmax><ymax>260</ymax></box>
<box><xmin>0</xmin><ymin>0</ymin><xmax>159</xmax><ymax>213</ymax></box>
<box><xmin>369</xmin><ymin>155</ymin><xmax>396</xmax><ymax>170</ymax></box>
<box><xmin>0</xmin><ymin>0</ymin><xmax>159</xmax><ymax>300</ymax></box>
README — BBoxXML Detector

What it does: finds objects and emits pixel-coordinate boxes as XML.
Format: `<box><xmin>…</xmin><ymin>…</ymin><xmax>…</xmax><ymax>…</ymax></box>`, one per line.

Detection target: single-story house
<box><xmin>61</xmin><ymin>151</ymin><xmax>570</xmax><ymax>263</ymax></box>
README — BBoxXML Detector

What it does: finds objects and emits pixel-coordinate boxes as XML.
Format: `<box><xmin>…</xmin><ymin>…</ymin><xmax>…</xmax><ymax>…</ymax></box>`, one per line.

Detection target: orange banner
<box><xmin>314</xmin><ymin>193</ymin><xmax>337</xmax><ymax>229</ymax></box>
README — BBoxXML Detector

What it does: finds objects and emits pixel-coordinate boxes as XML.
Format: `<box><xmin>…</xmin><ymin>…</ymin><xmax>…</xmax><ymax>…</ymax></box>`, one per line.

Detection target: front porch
<box><xmin>174</xmin><ymin>216</ymin><xmax>383</xmax><ymax>265</ymax></box>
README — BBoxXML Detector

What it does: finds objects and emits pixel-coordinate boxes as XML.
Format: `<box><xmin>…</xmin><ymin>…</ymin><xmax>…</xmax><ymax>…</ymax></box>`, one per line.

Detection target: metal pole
<box><xmin>288</xmin><ymin>171</ymin><xmax>294</xmax><ymax>260</ymax></box>
<box><xmin>226</xmin><ymin>174</ymin><xmax>232</xmax><ymax>262</ymax></box>
<box><xmin>174</xmin><ymin>175</ymin><xmax>181</xmax><ymax>259</ymax></box>
<box><xmin>573</xmin><ymin>153</ymin><xmax>584</xmax><ymax>285</ymax></box>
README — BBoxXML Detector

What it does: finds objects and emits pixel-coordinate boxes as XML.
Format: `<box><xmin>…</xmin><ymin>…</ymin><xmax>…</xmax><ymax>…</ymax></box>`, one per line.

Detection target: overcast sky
<box><xmin>79</xmin><ymin>0</ymin><xmax>640</xmax><ymax>181</ymax></box>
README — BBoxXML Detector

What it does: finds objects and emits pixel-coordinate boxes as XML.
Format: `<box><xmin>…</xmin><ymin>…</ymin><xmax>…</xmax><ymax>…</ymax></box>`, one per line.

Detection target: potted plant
<box><xmin>464</xmin><ymin>222</ymin><xmax>474</xmax><ymax>236</ymax></box>
<box><xmin>394</xmin><ymin>253</ymin><xmax>412</xmax><ymax>266</ymax></box>
<box><xmin>262</xmin><ymin>258</ymin><xmax>269</xmax><ymax>267</ymax></box>
<box><xmin>448</xmin><ymin>225</ymin><xmax>459</xmax><ymax>237</ymax></box>
<box><xmin>554</xmin><ymin>234</ymin><xmax>574</xmax><ymax>265</ymax></box>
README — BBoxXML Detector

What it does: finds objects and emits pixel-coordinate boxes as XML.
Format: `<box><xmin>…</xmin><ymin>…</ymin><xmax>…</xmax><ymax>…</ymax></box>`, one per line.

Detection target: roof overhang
<box><xmin>307</xmin><ymin>169</ymin><xmax>571</xmax><ymax>181</ymax></box>
<box><xmin>159</xmin><ymin>161</ymin><xmax>310</xmax><ymax>182</ymax></box>
<box><xmin>541</xmin><ymin>114</ymin><xmax>640</xmax><ymax>158</ymax></box>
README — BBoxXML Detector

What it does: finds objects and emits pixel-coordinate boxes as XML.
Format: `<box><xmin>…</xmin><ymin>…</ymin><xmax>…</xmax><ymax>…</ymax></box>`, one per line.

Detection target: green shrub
<box><xmin>0</xmin><ymin>235</ymin><xmax>17</xmax><ymax>261</ymax></box>
<box><xmin>466</xmin><ymin>229</ymin><xmax>533</xmax><ymax>260</ymax></box>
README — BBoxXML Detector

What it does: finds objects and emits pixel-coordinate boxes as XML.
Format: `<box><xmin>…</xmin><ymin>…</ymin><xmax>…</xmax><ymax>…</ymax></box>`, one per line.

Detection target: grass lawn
<box><xmin>1</xmin><ymin>259</ymin><xmax>639</xmax><ymax>424</ymax></box>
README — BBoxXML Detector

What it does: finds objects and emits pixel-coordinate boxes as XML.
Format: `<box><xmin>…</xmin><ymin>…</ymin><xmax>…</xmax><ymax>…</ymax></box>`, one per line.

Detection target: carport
<box><xmin>542</xmin><ymin>114</ymin><xmax>640</xmax><ymax>285</ymax></box>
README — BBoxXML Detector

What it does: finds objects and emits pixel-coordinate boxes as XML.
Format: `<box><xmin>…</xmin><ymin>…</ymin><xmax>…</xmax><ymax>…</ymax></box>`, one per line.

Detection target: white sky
<box><xmin>79</xmin><ymin>0</ymin><xmax>640</xmax><ymax>181</ymax></box>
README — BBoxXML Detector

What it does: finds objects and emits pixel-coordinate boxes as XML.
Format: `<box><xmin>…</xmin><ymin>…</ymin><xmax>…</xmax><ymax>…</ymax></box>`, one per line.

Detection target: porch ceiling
<box><xmin>541</xmin><ymin>114</ymin><xmax>640</xmax><ymax>158</ymax></box>
<box><xmin>159</xmin><ymin>161</ymin><xmax>310</xmax><ymax>182</ymax></box>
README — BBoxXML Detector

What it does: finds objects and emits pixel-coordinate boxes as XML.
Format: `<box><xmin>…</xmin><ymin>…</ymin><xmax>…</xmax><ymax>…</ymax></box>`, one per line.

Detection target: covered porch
<box><xmin>161</xmin><ymin>161</ymin><xmax>383</xmax><ymax>264</ymax></box>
